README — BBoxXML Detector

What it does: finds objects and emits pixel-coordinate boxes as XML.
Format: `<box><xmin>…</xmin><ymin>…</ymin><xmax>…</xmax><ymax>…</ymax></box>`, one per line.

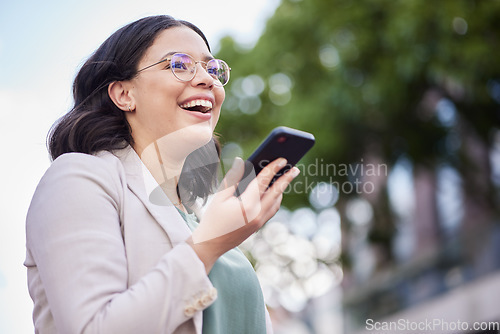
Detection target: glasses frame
<box><xmin>137</xmin><ymin>52</ymin><xmax>231</xmax><ymax>86</ymax></box>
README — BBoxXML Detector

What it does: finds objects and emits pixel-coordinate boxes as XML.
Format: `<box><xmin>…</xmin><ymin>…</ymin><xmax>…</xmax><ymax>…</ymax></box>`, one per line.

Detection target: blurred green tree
<box><xmin>215</xmin><ymin>0</ymin><xmax>500</xmax><ymax>264</ymax></box>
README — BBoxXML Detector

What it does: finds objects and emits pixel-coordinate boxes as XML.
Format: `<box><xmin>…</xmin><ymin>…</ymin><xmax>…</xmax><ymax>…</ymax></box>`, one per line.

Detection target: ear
<box><xmin>108</xmin><ymin>81</ymin><xmax>135</xmax><ymax>112</ymax></box>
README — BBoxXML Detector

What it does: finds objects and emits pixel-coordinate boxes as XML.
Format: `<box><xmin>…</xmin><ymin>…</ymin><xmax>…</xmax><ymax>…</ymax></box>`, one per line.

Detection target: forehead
<box><xmin>140</xmin><ymin>26</ymin><xmax>212</xmax><ymax>65</ymax></box>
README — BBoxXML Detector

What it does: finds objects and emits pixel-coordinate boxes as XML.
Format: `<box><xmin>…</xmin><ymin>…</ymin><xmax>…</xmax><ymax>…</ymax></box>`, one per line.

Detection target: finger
<box><xmin>259</xmin><ymin>167</ymin><xmax>299</xmax><ymax>215</ymax></box>
<box><xmin>218</xmin><ymin>157</ymin><xmax>244</xmax><ymax>191</ymax></box>
<box><xmin>255</xmin><ymin>158</ymin><xmax>288</xmax><ymax>195</ymax></box>
<box><xmin>238</xmin><ymin>159</ymin><xmax>294</xmax><ymax>225</ymax></box>
<box><xmin>247</xmin><ymin>167</ymin><xmax>300</xmax><ymax>228</ymax></box>
<box><xmin>267</xmin><ymin>166</ymin><xmax>300</xmax><ymax>196</ymax></box>
<box><xmin>247</xmin><ymin>191</ymin><xmax>284</xmax><ymax>232</ymax></box>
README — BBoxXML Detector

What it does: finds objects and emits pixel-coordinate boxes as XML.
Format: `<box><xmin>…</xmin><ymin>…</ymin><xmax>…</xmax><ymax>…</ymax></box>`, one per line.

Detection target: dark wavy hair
<box><xmin>48</xmin><ymin>15</ymin><xmax>220</xmax><ymax>205</ymax></box>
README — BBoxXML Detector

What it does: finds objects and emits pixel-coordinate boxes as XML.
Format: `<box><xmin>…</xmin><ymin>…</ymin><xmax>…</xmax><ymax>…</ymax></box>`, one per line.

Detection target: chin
<box><xmin>185</xmin><ymin>124</ymin><xmax>214</xmax><ymax>149</ymax></box>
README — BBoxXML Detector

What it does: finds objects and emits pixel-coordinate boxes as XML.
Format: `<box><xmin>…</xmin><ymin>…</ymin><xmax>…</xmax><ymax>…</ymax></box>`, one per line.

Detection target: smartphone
<box><xmin>235</xmin><ymin>126</ymin><xmax>315</xmax><ymax>195</ymax></box>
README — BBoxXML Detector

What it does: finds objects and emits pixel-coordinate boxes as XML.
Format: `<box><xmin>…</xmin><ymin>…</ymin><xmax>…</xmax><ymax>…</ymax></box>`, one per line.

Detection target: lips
<box><xmin>179</xmin><ymin>99</ymin><xmax>213</xmax><ymax>113</ymax></box>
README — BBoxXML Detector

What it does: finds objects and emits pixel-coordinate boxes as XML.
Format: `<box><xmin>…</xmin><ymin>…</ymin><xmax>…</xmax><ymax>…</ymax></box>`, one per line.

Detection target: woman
<box><xmin>24</xmin><ymin>15</ymin><xmax>299</xmax><ymax>334</ymax></box>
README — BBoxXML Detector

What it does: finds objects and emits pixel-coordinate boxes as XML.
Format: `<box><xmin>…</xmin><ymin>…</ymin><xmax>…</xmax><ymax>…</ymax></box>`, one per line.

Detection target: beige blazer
<box><xmin>25</xmin><ymin>146</ymin><xmax>220</xmax><ymax>333</ymax></box>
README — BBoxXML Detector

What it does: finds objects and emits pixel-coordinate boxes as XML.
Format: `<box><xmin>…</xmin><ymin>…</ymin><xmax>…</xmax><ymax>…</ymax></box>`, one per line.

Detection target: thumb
<box><xmin>219</xmin><ymin>157</ymin><xmax>245</xmax><ymax>191</ymax></box>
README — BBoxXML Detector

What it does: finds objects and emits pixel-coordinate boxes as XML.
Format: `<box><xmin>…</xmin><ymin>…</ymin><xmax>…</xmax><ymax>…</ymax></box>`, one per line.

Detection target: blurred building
<box><xmin>343</xmin><ymin>225</ymin><xmax>500</xmax><ymax>334</ymax></box>
<box><xmin>342</xmin><ymin>142</ymin><xmax>500</xmax><ymax>334</ymax></box>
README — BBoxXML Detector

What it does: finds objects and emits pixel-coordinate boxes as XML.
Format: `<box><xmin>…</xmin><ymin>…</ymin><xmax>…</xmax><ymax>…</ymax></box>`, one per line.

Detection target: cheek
<box><xmin>211</xmin><ymin>114</ymin><xmax>220</xmax><ymax>130</ymax></box>
<box><xmin>134</xmin><ymin>76</ymin><xmax>181</xmax><ymax>108</ymax></box>
<box><xmin>213</xmin><ymin>90</ymin><xmax>225</xmax><ymax>128</ymax></box>
<box><xmin>215</xmin><ymin>88</ymin><xmax>226</xmax><ymax>113</ymax></box>
<box><xmin>218</xmin><ymin>88</ymin><xmax>226</xmax><ymax>103</ymax></box>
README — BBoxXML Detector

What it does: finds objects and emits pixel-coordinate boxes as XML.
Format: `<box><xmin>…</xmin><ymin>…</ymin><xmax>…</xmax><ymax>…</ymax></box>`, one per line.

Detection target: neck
<box><xmin>133</xmin><ymin>140</ymin><xmax>187</xmax><ymax>208</ymax></box>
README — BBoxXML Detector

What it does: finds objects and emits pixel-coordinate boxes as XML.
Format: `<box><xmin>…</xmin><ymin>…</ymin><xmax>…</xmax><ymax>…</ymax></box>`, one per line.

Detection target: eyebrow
<box><xmin>138</xmin><ymin>51</ymin><xmax>215</xmax><ymax>73</ymax></box>
<box><xmin>157</xmin><ymin>51</ymin><xmax>214</xmax><ymax>62</ymax></box>
<box><xmin>158</xmin><ymin>51</ymin><xmax>177</xmax><ymax>61</ymax></box>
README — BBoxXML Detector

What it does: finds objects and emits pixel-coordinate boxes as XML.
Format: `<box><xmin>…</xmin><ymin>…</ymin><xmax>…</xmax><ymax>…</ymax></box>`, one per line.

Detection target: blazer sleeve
<box><xmin>26</xmin><ymin>153</ymin><xmax>215</xmax><ymax>333</ymax></box>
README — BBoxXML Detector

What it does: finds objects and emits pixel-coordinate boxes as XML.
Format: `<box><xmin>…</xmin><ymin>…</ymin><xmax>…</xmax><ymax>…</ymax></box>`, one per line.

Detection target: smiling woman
<box><xmin>24</xmin><ymin>15</ymin><xmax>300</xmax><ymax>334</ymax></box>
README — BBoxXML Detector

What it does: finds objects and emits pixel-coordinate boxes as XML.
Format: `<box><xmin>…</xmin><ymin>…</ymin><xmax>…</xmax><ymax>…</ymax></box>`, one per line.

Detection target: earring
<box><xmin>128</xmin><ymin>105</ymin><xmax>132</xmax><ymax>112</ymax></box>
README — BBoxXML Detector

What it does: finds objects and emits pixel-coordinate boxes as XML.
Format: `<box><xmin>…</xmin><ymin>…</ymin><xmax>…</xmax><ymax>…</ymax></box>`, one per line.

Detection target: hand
<box><xmin>187</xmin><ymin>157</ymin><xmax>300</xmax><ymax>272</ymax></box>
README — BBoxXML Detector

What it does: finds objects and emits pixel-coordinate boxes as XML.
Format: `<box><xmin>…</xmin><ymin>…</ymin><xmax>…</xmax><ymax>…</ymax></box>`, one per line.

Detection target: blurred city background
<box><xmin>215</xmin><ymin>0</ymin><xmax>500</xmax><ymax>333</ymax></box>
<box><xmin>2</xmin><ymin>0</ymin><xmax>500</xmax><ymax>333</ymax></box>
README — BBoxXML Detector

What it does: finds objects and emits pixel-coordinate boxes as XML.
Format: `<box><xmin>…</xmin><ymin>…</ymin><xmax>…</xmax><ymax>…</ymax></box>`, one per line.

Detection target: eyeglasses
<box><xmin>137</xmin><ymin>52</ymin><xmax>231</xmax><ymax>86</ymax></box>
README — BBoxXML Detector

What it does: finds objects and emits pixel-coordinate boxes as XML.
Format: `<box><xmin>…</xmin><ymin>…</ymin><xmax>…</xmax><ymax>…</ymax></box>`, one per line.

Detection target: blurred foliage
<box><xmin>215</xmin><ymin>0</ymin><xmax>500</xmax><ymax>241</ymax></box>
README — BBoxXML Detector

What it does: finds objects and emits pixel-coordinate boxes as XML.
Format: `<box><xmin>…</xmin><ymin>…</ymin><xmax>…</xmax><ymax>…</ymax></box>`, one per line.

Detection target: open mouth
<box><xmin>179</xmin><ymin>99</ymin><xmax>213</xmax><ymax>113</ymax></box>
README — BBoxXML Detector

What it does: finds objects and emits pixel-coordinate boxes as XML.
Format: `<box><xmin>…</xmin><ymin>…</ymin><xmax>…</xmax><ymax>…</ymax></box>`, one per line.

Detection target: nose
<box><xmin>191</xmin><ymin>62</ymin><xmax>215</xmax><ymax>88</ymax></box>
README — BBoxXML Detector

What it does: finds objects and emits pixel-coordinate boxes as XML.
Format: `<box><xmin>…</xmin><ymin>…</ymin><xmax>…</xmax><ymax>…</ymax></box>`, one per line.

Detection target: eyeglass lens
<box><xmin>171</xmin><ymin>53</ymin><xmax>230</xmax><ymax>86</ymax></box>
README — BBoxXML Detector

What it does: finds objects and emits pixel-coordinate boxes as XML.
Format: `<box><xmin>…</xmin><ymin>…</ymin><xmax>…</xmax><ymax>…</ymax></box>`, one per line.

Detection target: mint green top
<box><xmin>178</xmin><ymin>209</ymin><xmax>267</xmax><ymax>334</ymax></box>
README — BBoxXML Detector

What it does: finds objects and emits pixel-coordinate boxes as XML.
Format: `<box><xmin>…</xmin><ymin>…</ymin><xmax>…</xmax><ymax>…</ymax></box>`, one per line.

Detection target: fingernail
<box><xmin>278</xmin><ymin>158</ymin><xmax>287</xmax><ymax>168</ymax></box>
<box><xmin>290</xmin><ymin>167</ymin><xmax>300</xmax><ymax>177</ymax></box>
<box><xmin>233</xmin><ymin>157</ymin><xmax>243</xmax><ymax>168</ymax></box>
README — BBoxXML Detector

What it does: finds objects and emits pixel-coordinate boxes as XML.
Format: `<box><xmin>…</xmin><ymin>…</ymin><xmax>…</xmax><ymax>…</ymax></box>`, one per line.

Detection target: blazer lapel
<box><xmin>113</xmin><ymin>146</ymin><xmax>192</xmax><ymax>246</ymax></box>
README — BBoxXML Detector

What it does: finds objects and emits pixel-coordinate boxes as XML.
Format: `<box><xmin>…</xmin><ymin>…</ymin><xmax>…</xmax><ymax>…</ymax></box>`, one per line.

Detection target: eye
<box><xmin>171</xmin><ymin>60</ymin><xmax>183</xmax><ymax>69</ymax></box>
<box><xmin>207</xmin><ymin>62</ymin><xmax>224</xmax><ymax>76</ymax></box>
<box><xmin>174</xmin><ymin>61</ymin><xmax>192</xmax><ymax>72</ymax></box>
<box><xmin>157</xmin><ymin>58</ymin><xmax>172</xmax><ymax>70</ymax></box>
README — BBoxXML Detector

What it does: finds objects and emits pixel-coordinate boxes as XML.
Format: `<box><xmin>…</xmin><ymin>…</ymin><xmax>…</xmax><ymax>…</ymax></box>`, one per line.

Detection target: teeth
<box><xmin>180</xmin><ymin>99</ymin><xmax>213</xmax><ymax>109</ymax></box>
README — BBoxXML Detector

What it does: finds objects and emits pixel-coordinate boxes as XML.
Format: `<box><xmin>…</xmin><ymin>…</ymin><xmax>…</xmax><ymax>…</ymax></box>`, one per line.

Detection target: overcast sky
<box><xmin>0</xmin><ymin>0</ymin><xmax>279</xmax><ymax>332</ymax></box>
